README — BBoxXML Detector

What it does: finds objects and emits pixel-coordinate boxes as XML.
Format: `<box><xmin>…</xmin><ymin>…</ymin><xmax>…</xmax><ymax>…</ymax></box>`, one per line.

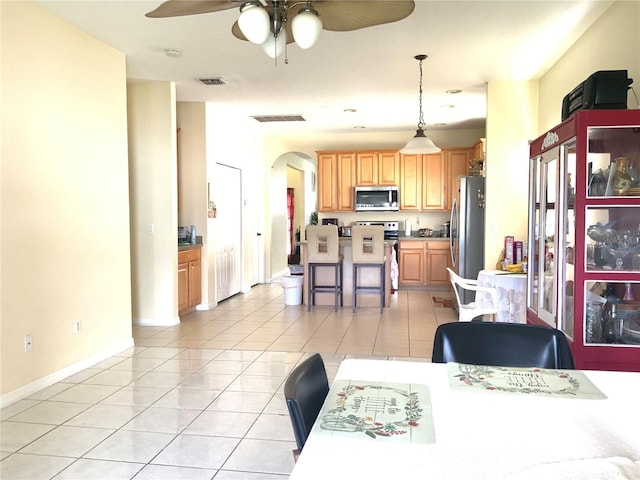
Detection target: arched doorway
<box><xmin>269</xmin><ymin>152</ymin><xmax>316</xmax><ymax>280</ymax></box>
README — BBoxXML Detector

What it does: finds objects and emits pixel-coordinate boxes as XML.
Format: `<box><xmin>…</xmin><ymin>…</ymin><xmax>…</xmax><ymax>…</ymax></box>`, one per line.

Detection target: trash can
<box><xmin>282</xmin><ymin>275</ymin><xmax>303</xmax><ymax>305</ymax></box>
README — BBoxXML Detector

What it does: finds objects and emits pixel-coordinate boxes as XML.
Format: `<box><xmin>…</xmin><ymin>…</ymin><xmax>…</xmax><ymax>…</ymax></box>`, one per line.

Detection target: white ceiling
<box><xmin>35</xmin><ymin>0</ymin><xmax>611</xmax><ymax>136</ymax></box>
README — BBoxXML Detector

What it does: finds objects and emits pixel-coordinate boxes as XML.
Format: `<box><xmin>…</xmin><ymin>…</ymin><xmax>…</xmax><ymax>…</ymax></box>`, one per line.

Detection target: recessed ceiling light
<box><xmin>344</xmin><ymin>108</ymin><xmax>357</xmax><ymax>113</ymax></box>
<box><xmin>446</xmin><ymin>89</ymin><xmax>462</xmax><ymax>94</ymax></box>
<box><xmin>440</xmin><ymin>104</ymin><xmax>455</xmax><ymax>109</ymax></box>
<box><xmin>434</xmin><ymin>123</ymin><xmax>447</xmax><ymax>126</ymax></box>
<box><xmin>353</xmin><ymin>126</ymin><xmax>366</xmax><ymax>129</ymax></box>
<box><xmin>164</xmin><ymin>49</ymin><xmax>182</xmax><ymax>57</ymax></box>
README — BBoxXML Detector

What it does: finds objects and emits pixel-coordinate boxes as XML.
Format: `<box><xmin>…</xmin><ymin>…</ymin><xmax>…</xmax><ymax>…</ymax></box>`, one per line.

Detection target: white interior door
<box><xmin>215</xmin><ymin>163</ymin><xmax>242</xmax><ymax>301</ymax></box>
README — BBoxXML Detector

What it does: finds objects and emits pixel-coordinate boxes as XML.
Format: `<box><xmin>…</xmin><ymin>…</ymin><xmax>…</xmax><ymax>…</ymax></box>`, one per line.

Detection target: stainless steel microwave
<box><xmin>354</xmin><ymin>186</ymin><xmax>399</xmax><ymax>211</ymax></box>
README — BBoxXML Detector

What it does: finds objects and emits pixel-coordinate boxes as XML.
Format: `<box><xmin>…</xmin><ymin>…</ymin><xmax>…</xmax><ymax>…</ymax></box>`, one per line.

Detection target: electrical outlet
<box><xmin>24</xmin><ymin>335</ymin><xmax>33</xmax><ymax>352</ymax></box>
<box><xmin>73</xmin><ymin>321</ymin><xmax>81</xmax><ymax>334</ymax></box>
<box><xmin>147</xmin><ymin>223</ymin><xmax>154</xmax><ymax>234</ymax></box>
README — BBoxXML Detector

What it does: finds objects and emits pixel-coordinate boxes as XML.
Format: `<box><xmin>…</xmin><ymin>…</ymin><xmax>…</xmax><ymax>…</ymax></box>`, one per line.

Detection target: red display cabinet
<box><xmin>526</xmin><ymin>109</ymin><xmax>640</xmax><ymax>371</ymax></box>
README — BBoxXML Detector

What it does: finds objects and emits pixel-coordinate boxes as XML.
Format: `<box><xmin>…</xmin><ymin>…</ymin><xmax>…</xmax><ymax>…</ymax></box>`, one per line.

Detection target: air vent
<box><xmin>251</xmin><ymin>115</ymin><xmax>306</xmax><ymax>123</ymax></box>
<box><xmin>197</xmin><ymin>77</ymin><xmax>226</xmax><ymax>86</ymax></box>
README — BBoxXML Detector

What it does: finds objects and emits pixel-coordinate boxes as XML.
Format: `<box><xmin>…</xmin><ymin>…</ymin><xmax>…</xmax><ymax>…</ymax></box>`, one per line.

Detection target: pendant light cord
<box><xmin>416</xmin><ymin>54</ymin><xmax>427</xmax><ymax>130</ymax></box>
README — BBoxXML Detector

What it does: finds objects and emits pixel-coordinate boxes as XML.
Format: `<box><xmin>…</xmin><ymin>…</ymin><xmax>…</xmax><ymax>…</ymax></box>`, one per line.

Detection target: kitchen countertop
<box><xmin>397</xmin><ymin>236</ymin><xmax>449</xmax><ymax>241</ymax></box>
<box><xmin>178</xmin><ymin>242</ymin><xmax>203</xmax><ymax>251</ymax></box>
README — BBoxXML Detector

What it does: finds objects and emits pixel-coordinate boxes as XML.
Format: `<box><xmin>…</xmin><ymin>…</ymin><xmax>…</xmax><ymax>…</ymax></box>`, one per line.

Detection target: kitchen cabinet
<box><xmin>178</xmin><ymin>247</ymin><xmax>201</xmax><ymax>314</ymax></box>
<box><xmin>399</xmin><ymin>154</ymin><xmax>423</xmax><ymax>210</ymax></box>
<box><xmin>317</xmin><ymin>153</ymin><xmax>338</xmax><ymax>212</ymax></box>
<box><xmin>426</xmin><ymin>241</ymin><xmax>451</xmax><ymax>286</ymax></box>
<box><xmin>422</xmin><ymin>152</ymin><xmax>446</xmax><ymax>210</ymax></box>
<box><xmin>526</xmin><ymin>109</ymin><xmax>640</xmax><ymax>372</ymax></box>
<box><xmin>445</xmin><ymin>149</ymin><xmax>470</xmax><ymax>209</ymax></box>
<box><xmin>337</xmin><ymin>153</ymin><xmax>357</xmax><ymax>211</ymax></box>
<box><xmin>317</xmin><ymin>152</ymin><xmax>357</xmax><ymax>212</ymax></box>
<box><xmin>398</xmin><ymin>240</ymin><xmax>451</xmax><ymax>286</ymax></box>
<box><xmin>398</xmin><ymin>240</ymin><xmax>426</xmax><ymax>285</ymax></box>
<box><xmin>356</xmin><ymin>150</ymin><xmax>400</xmax><ymax>186</ymax></box>
<box><xmin>318</xmin><ymin>146</ymin><xmax>475</xmax><ymax>212</ymax></box>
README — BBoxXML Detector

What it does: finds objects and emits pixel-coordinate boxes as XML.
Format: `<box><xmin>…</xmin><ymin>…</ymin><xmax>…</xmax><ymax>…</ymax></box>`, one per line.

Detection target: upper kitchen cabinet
<box><xmin>401</xmin><ymin>151</ymin><xmax>449</xmax><ymax>211</ymax></box>
<box><xmin>445</xmin><ymin>148</ymin><xmax>471</xmax><ymax>209</ymax></box>
<box><xmin>317</xmin><ymin>153</ymin><xmax>338</xmax><ymax>211</ymax></box>
<box><xmin>337</xmin><ymin>153</ymin><xmax>357</xmax><ymax>211</ymax></box>
<box><xmin>422</xmin><ymin>152</ymin><xmax>446</xmax><ymax>210</ymax></box>
<box><xmin>399</xmin><ymin>153</ymin><xmax>423</xmax><ymax>210</ymax></box>
<box><xmin>356</xmin><ymin>150</ymin><xmax>400</xmax><ymax>186</ymax></box>
<box><xmin>317</xmin><ymin>151</ymin><xmax>357</xmax><ymax>212</ymax></box>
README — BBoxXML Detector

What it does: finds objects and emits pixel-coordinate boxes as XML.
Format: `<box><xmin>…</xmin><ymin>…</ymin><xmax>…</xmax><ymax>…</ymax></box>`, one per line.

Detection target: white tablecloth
<box><xmin>290</xmin><ymin>359</ymin><xmax>640</xmax><ymax>480</ymax></box>
<box><xmin>476</xmin><ymin>269</ymin><xmax>527</xmax><ymax>323</ymax></box>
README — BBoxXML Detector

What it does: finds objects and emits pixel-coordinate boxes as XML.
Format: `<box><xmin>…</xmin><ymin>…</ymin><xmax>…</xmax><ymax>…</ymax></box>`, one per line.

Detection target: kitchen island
<box><xmin>299</xmin><ymin>239</ymin><xmax>396</xmax><ymax>309</ymax></box>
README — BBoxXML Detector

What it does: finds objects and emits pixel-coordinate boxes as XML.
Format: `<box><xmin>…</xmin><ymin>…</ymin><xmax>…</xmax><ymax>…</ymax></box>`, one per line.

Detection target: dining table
<box><xmin>289</xmin><ymin>358</ymin><xmax>640</xmax><ymax>480</ymax></box>
<box><xmin>476</xmin><ymin>269</ymin><xmax>528</xmax><ymax>323</ymax></box>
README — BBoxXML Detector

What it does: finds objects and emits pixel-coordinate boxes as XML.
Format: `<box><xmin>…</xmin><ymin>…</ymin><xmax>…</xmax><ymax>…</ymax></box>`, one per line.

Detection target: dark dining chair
<box><xmin>284</xmin><ymin>353</ymin><xmax>330</xmax><ymax>460</ymax></box>
<box><xmin>431</xmin><ymin>321</ymin><xmax>575</xmax><ymax>369</ymax></box>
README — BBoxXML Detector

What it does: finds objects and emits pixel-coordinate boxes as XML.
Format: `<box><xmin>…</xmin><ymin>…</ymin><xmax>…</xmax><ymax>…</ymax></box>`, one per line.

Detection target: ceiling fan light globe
<box><xmin>262</xmin><ymin>31</ymin><xmax>287</xmax><ymax>58</ymax></box>
<box><xmin>238</xmin><ymin>2</ymin><xmax>270</xmax><ymax>44</ymax></box>
<box><xmin>400</xmin><ymin>129</ymin><xmax>441</xmax><ymax>154</ymax></box>
<box><xmin>292</xmin><ymin>9</ymin><xmax>322</xmax><ymax>49</ymax></box>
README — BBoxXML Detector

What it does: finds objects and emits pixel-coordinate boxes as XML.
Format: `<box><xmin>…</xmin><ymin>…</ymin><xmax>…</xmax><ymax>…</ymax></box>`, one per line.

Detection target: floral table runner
<box><xmin>311</xmin><ymin>380</ymin><xmax>435</xmax><ymax>444</ymax></box>
<box><xmin>447</xmin><ymin>363</ymin><xmax>607</xmax><ymax>399</ymax></box>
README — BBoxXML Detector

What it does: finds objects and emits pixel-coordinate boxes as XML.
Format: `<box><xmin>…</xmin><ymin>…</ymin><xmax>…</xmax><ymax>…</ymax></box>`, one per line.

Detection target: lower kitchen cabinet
<box><xmin>399</xmin><ymin>240</ymin><xmax>451</xmax><ymax>287</ymax></box>
<box><xmin>398</xmin><ymin>241</ymin><xmax>426</xmax><ymax>285</ymax></box>
<box><xmin>426</xmin><ymin>241</ymin><xmax>451</xmax><ymax>286</ymax></box>
<box><xmin>178</xmin><ymin>247</ymin><xmax>201</xmax><ymax>314</ymax></box>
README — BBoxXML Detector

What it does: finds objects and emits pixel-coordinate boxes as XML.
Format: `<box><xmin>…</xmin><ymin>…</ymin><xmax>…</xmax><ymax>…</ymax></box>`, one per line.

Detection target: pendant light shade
<box><xmin>400</xmin><ymin>54</ymin><xmax>440</xmax><ymax>154</ymax></box>
<box><xmin>262</xmin><ymin>31</ymin><xmax>287</xmax><ymax>59</ymax></box>
<box><xmin>400</xmin><ymin>128</ymin><xmax>441</xmax><ymax>154</ymax></box>
<box><xmin>291</xmin><ymin>5</ymin><xmax>322</xmax><ymax>49</ymax></box>
<box><xmin>238</xmin><ymin>2</ymin><xmax>270</xmax><ymax>45</ymax></box>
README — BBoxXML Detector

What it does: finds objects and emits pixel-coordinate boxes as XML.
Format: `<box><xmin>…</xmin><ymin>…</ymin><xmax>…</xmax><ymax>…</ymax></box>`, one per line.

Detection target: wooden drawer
<box><xmin>178</xmin><ymin>248</ymin><xmax>201</xmax><ymax>263</ymax></box>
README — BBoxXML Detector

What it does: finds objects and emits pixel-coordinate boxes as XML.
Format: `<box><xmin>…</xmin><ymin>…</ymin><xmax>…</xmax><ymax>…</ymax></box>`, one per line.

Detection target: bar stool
<box><xmin>306</xmin><ymin>225</ymin><xmax>343</xmax><ymax>311</ymax></box>
<box><xmin>351</xmin><ymin>225</ymin><xmax>386</xmax><ymax>313</ymax></box>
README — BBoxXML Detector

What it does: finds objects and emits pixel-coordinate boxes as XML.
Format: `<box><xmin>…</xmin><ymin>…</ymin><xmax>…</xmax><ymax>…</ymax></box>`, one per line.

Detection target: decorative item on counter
<box><xmin>405</xmin><ymin>219</ymin><xmax>411</xmax><ymax>236</ymax></box>
<box><xmin>612</xmin><ymin>157</ymin><xmax>632</xmax><ymax>195</ymax></box>
<box><xmin>504</xmin><ymin>236</ymin><xmax>515</xmax><ymax>265</ymax></box>
<box><xmin>310</xmin><ymin>211</ymin><xmax>318</xmax><ymax>225</ymax></box>
<box><xmin>190</xmin><ymin>225</ymin><xmax>196</xmax><ymax>244</ymax></box>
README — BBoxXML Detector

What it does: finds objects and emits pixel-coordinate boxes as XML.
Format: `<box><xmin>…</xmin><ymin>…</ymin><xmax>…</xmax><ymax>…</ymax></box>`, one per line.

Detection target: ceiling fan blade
<box><xmin>145</xmin><ymin>0</ymin><xmax>238</xmax><ymax>18</ymax></box>
<box><xmin>313</xmin><ymin>0</ymin><xmax>415</xmax><ymax>31</ymax></box>
<box><xmin>231</xmin><ymin>19</ymin><xmax>296</xmax><ymax>44</ymax></box>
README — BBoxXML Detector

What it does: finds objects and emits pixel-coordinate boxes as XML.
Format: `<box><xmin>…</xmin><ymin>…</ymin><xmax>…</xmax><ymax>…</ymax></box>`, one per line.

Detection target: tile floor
<box><xmin>1</xmin><ymin>283</ymin><xmax>456</xmax><ymax>480</ymax></box>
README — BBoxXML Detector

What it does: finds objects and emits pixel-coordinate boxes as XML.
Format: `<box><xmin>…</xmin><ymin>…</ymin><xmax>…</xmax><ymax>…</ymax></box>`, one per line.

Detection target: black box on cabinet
<box><xmin>561</xmin><ymin>70</ymin><xmax>633</xmax><ymax>121</ymax></box>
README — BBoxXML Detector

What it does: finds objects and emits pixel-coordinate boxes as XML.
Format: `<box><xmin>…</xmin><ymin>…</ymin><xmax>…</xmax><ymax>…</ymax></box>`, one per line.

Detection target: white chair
<box><xmin>306</xmin><ymin>225</ymin><xmax>343</xmax><ymax>311</ymax></box>
<box><xmin>447</xmin><ymin>267</ymin><xmax>498</xmax><ymax>322</ymax></box>
<box><xmin>351</xmin><ymin>225</ymin><xmax>386</xmax><ymax>313</ymax></box>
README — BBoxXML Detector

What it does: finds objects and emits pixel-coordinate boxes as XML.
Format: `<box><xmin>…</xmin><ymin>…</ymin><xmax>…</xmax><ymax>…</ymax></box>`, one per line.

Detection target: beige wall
<box><xmin>1</xmin><ymin>2</ymin><xmax>133</xmax><ymax>399</ymax></box>
<box><xmin>485</xmin><ymin>81</ymin><xmax>539</xmax><ymax>267</ymax></box>
<box><xmin>538</xmin><ymin>1</ymin><xmax>640</xmax><ymax>132</ymax></box>
<box><xmin>128</xmin><ymin>81</ymin><xmax>178</xmax><ymax>326</ymax></box>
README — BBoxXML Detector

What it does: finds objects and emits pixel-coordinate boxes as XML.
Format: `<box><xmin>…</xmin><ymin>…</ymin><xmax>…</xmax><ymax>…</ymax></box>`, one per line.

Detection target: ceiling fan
<box><xmin>146</xmin><ymin>1</ymin><xmax>415</xmax><ymax>60</ymax></box>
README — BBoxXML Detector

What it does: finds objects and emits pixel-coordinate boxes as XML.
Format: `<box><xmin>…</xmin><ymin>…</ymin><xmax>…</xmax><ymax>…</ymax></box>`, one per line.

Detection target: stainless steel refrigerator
<box><xmin>450</xmin><ymin>176</ymin><xmax>485</xmax><ymax>304</ymax></box>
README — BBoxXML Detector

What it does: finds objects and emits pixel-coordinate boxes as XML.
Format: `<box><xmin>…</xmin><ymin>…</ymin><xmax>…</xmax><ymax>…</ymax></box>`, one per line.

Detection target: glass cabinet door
<box><xmin>558</xmin><ymin>144</ymin><xmax>576</xmax><ymax>339</ymax></box>
<box><xmin>540</xmin><ymin>151</ymin><xmax>558</xmax><ymax>326</ymax></box>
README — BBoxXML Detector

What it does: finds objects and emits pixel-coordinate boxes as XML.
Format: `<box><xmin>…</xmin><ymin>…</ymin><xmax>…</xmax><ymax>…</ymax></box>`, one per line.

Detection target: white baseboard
<box><xmin>271</xmin><ymin>268</ymin><xmax>291</xmax><ymax>282</ymax></box>
<box><xmin>134</xmin><ymin>316</ymin><xmax>179</xmax><ymax>326</ymax></box>
<box><xmin>0</xmin><ymin>337</ymin><xmax>135</xmax><ymax>408</ymax></box>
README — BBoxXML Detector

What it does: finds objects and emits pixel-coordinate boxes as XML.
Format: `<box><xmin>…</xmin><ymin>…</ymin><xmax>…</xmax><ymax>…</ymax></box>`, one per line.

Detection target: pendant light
<box><xmin>400</xmin><ymin>54</ymin><xmax>441</xmax><ymax>154</ymax></box>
